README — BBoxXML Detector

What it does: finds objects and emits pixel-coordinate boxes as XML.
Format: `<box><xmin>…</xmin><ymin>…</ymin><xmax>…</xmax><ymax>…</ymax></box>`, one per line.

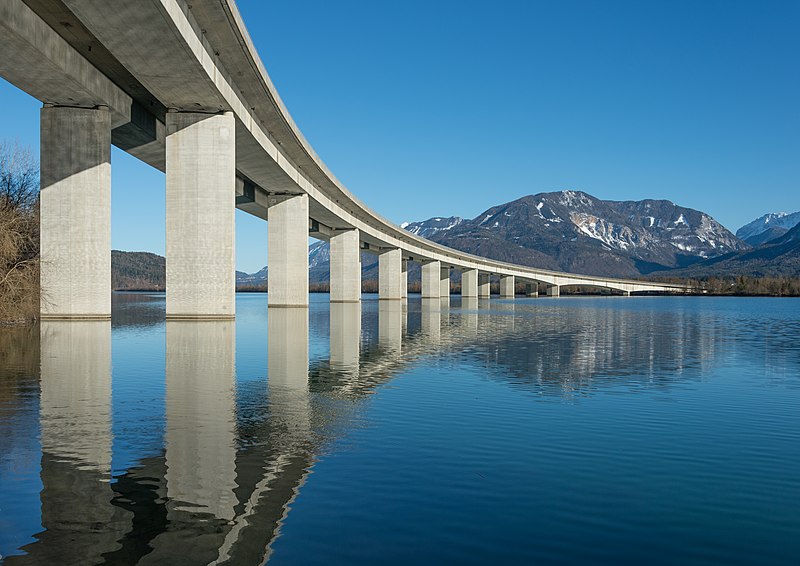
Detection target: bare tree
<box><xmin>0</xmin><ymin>140</ymin><xmax>39</xmax><ymax>324</ymax></box>
<box><xmin>0</xmin><ymin>140</ymin><xmax>39</xmax><ymax>211</ymax></box>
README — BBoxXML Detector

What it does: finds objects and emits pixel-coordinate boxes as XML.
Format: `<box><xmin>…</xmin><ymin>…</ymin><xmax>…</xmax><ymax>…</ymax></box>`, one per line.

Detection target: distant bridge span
<box><xmin>0</xmin><ymin>0</ymin><xmax>691</xmax><ymax>318</ymax></box>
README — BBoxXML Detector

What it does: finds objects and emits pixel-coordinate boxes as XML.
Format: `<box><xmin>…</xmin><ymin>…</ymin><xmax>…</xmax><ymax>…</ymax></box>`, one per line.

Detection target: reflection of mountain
<box><xmin>4</xmin><ymin>296</ymin><xmax>797</xmax><ymax>563</ymax></box>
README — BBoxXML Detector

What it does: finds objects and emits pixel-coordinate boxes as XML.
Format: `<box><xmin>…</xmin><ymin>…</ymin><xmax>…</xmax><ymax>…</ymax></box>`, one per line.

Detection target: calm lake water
<box><xmin>1</xmin><ymin>293</ymin><xmax>799</xmax><ymax>565</ymax></box>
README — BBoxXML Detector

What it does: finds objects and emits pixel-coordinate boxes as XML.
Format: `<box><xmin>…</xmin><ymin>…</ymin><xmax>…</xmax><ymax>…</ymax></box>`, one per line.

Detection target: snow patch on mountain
<box><xmin>403</xmin><ymin>216</ymin><xmax>464</xmax><ymax>238</ymax></box>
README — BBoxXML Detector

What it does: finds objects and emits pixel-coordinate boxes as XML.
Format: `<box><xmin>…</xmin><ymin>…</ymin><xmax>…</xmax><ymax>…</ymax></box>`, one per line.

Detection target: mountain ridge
<box><xmin>736</xmin><ymin>211</ymin><xmax>800</xmax><ymax>245</ymax></box>
<box><xmin>114</xmin><ymin>191</ymin><xmax>798</xmax><ymax>289</ymax></box>
<box><xmin>422</xmin><ymin>191</ymin><xmax>744</xmax><ymax>278</ymax></box>
<box><xmin>657</xmin><ymin>222</ymin><xmax>800</xmax><ymax>278</ymax></box>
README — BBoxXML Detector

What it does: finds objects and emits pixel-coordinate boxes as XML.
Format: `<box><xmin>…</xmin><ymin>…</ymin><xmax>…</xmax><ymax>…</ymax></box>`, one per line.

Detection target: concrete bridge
<box><xmin>0</xmin><ymin>0</ymin><xmax>690</xmax><ymax>319</ymax></box>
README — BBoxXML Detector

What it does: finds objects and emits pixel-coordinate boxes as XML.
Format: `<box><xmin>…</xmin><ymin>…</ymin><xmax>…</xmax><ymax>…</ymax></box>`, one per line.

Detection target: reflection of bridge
<box><xmin>5</xmin><ymin>295</ymin><xmax>728</xmax><ymax>564</ymax></box>
<box><xmin>0</xmin><ymin>0</ymin><xmax>691</xmax><ymax>320</ymax></box>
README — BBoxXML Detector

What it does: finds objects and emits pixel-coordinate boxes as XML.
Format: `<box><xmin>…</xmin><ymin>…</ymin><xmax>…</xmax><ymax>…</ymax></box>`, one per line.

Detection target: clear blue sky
<box><xmin>1</xmin><ymin>0</ymin><xmax>798</xmax><ymax>273</ymax></box>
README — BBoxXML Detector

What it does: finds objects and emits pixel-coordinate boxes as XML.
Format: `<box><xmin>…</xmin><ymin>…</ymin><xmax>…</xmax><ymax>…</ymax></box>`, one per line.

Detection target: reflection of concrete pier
<box><xmin>330</xmin><ymin>302</ymin><xmax>361</xmax><ymax>376</ymax></box>
<box><xmin>268</xmin><ymin>308</ymin><xmax>311</xmax><ymax>443</ymax></box>
<box><xmin>164</xmin><ymin>321</ymin><xmax>237</xmax><ymax>522</ymax></box>
<box><xmin>379</xmin><ymin>300</ymin><xmax>404</xmax><ymax>354</ymax></box>
<box><xmin>461</xmin><ymin>297</ymin><xmax>479</xmax><ymax>336</ymax></box>
<box><xmin>131</xmin><ymin>320</ymin><xmax>240</xmax><ymax>565</ymax></box>
<box><xmin>11</xmin><ymin>321</ymin><xmax>127</xmax><ymax>564</ymax></box>
<box><xmin>421</xmin><ymin>298</ymin><xmax>442</xmax><ymax>342</ymax></box>
<box><xmin>40</xmin><ymin>321</ymin><xmax>113</xmax><ymax>471</ymax></box>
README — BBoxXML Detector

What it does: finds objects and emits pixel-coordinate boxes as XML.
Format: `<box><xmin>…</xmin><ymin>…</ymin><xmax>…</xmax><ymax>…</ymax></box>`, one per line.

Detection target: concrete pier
<box><xmin>440</xmin><ymin>266</ymin><xmax>451</xmax><ymax>298</ymax></box>
<box><xmin>401</xmin><ymin>259</ymin><xmax>408</xmax><ymax>299</ymax></box>
<box><xmin>268</xmin><ymin>194</ymin><xmax>309</xmax><ymax>307</ymax></box>
<box><xmin>40</xmin><ymin>106</ymin><xmax>111</xmax><ymax>318</ymax></box>
<box><xmin>379</xmin><ymin>248</ymin><xmax>403</xmax><ymax>300</ymax></box>
<box><xmin>479</xmin><ymin>273</ymin><xmax>491</xmax><ymax>299</ymax></box>
<box><xmin>330</xmin><ymin>229</ymin><xmax>361</xmax><ymax>303</ymax></box>
<box><xmin>547</xmin><ymin>285</ymin><xmax>560</xmax><ymax>297</ymax></box>
<box><xmin>422</xmin><ymin>261</ymin><xmax>440</xmax><ymax>299</ymax></box>
<box><xmin>500</xmin><ymin>275</ymin><xmax>515</xmax><ymax>298</ymax></box>
<box><xmin>166</xmin><ymin>111</ymin><xmax>235</xmax><ymax>319</ymax></box>
<box><xmin>462</xmin><ymin>269</ymin><xmax>478</xmax><ymax>298</ymax></box>
<box><xmin>525</xmin><ymin>283</ymin><xmax>539</xmax><ymax>297</ymax></box>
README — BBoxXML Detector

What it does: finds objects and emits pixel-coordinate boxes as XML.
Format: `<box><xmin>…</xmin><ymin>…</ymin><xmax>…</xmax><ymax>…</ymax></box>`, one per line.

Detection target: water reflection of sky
<box><xmin>0</xmin><ymin>294</ymin><xmax>799</xmax><ymax>564</ymax></box>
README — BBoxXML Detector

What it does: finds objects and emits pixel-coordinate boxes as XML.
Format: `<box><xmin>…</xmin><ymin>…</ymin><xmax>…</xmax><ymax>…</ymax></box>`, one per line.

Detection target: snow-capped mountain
<box><xmin>736</xmin><ymin>211</ymin><xmax>800</xmax><ymax>246</ymax></box>
<box><xmin>401</xmin><ymin>216</ymin><xmax>463</xmax><ymax>238</ymax></box>
<box><xmin>428</xmin><ymin>191</ymin><xmax>746</xmax><ymax>277</ymax></box>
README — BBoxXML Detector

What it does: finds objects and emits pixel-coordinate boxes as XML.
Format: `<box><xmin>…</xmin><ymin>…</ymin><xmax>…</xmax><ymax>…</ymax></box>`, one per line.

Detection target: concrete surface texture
<box><xmin>40</xmin><ymin>105</ymin><xmax>111</xmax><ymax>318</ymax></box>
<box><xmin>462</xmin><ymin>269</ymin><xmax>478</xmax><ymax>298</ymax></box>
<box><xmin>330</xmin><ymin>229</ymin><xmax>361</xmax><ymax>303</ymax></box>
<box><xmin>500</xmin><ymin>275</ymin><xmax>515</xmax><ymax>298</ymax></box>
<box><xmin>439</xmin><ymin>266</ymin><xmax>451</xmax><ymax>298</ymax></box>
<box><xmin>479</xmin><ymin>273</ymin><xmax>491</xmax><ymax>299</ymax></box>
<box><xmin>165</xmin><ymin>111</ymin><xmax>236</xmax><ymax>318</ymax></box>
<box><xmin>267</xmin><ymin>194</ymin><xmax>309</xmax><ymax>307</ymax></box>
<box><xmin>378</xmin><ymin>249</ymin><xmax>403</xmax><ymax>300</ymax></box>
<box><xmin>422</xmin><ymin>261</ymin><xmax>441</xmax><ymax>299</ymax></box>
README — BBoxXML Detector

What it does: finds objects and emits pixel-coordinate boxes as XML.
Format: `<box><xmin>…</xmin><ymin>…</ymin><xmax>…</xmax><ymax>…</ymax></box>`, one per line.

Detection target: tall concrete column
<box><xmin>401</xmin><ymin>259</ymin><xmax>409</xmax><ymax>299</ymax></box>
<box><xmin>462</xmin><ymin>269</ymin><xmax>478</xmax><ymax>298</ymax></box>
<box><xmin>622</xmin><ymin>290</ymin><xmax>631</xmax><ymax>297</ymax></box>
<box><xmin>478</xmin><ymin>273</ymin><xmax>491</xmax><ymax>299</ymax></box>
<box><xmin>330</xmin><ymin>229</ymin><xmax>360</xmax><ymax>303</ymax></box>
<box><xmin>526</xmin><ymin>283</ymin><xmax>539</xmax><ymax>297</ymax></box>
<box><xmin>547</xmin><ymin>285</ymin><xmax>560</xmax><ymax>297</ymax></box>
<box><xmin>268</xmin><ymin>194</ymin><xmax>309</xmax><ymax>307</ymax></box>
<box><xmin>40</xmin><ymin>105</ymin><xmax>111</xmax><ymax>318</ymax></box>
<box><xmin>379</xmin><ymin>248</ymin><xmax>403</xmax><ymax>300</ymax></box>
<box><xmin>500</xmin><ymin>275</ymin><xmax>515</xmax><ymax>298</ymax></box>
<box><xmin>440</xmin><ymin>266</ymin><xmax>451</xmax><ymax>298</ymax></box>
<box><xmin>166</xmin><ymin>111</ymin><xmax>235</xmax><ymax>319</ymax></box>
<box><xmin>421</xmin><ymin>260</ymin><xmax>440</xmax><ymax>299</ymax></box>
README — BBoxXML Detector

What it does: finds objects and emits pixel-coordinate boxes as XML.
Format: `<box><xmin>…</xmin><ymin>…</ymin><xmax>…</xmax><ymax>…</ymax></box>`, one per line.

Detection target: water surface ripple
<box><xmin>0</xmin><ymin>294</ymin><xmax>798</xmax><ymax>565</ymax></box>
